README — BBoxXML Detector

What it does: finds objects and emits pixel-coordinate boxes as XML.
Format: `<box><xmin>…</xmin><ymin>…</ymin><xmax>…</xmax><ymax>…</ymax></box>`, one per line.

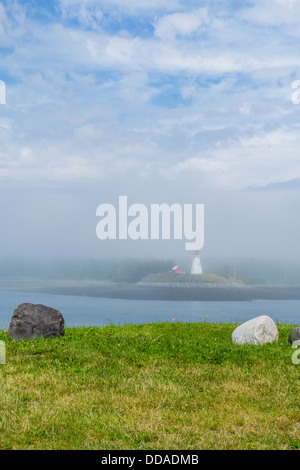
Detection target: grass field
<box><xmin>0</xmin><ymin>322</ymin><xmax>299</xmax><ymax>450</ymax></box>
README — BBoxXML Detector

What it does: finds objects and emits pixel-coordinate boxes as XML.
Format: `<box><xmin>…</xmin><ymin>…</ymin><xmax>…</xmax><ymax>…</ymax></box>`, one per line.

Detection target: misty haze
<box><xmin>2</xmin><ymin>0</ymin><xmax>300</xmax><ymax>452</ymax></box>
<box><xmin>0</xmin><ymin>0</ymin><xmax>299</xmax><ymax>307</ymax></box>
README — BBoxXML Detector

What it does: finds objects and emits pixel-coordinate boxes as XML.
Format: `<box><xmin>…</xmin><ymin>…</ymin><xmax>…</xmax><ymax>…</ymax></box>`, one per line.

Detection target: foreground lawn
<box><xmin>0</xmin><ymin>322</ymin><xmax>299</xmax><ymax>450</ymax></box>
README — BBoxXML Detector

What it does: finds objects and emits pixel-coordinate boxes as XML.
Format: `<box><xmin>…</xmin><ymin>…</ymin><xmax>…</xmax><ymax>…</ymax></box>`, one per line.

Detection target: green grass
<box><xmin>0</xmin><ymin>322</ymin><xmax>299</xmax><ymax>450</ymax></box>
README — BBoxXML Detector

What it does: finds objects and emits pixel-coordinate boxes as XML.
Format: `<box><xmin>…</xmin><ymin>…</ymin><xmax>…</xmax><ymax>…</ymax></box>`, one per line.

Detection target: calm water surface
<box><xmin>0</xmin><ymin>289</ymin><xmax>299</xmax><ymax>329</ymax></box>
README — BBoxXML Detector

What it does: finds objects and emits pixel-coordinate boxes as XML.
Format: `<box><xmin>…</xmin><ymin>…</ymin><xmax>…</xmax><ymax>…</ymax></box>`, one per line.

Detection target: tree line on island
<box><xmin>0</xmin><ymin>256</ymin><xmax>300</xmax><ymax>285</ymax></box>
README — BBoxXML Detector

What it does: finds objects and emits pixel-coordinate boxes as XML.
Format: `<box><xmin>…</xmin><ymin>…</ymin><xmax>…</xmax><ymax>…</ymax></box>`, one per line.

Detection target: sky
<box><xmin>0</xmin><ymin>0</ymin><xmax>300</xmax><ymax>265</ymax></box>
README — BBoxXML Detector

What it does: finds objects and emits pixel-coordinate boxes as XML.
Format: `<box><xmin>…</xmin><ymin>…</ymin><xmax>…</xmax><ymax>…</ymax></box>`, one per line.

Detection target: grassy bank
<box><xmin>141</xmin><ymin>272</ymin><xmax>241</xmax><ymax>284</ymax></box>
<box><xmin>0</xmin><ymin>322</ymin><xmax>299</xmax><ymax>450</ymax></box>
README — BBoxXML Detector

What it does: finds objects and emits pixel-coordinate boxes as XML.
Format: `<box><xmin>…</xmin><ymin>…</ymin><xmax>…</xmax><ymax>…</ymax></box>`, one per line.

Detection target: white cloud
<box><xmin>59</xmin><ymin>0</ymin><xmax>103</xmax><ymax>30</ymax></box>
<box><xmin>1</xmin><ymin>0</ymin><xmax>300</xmax><ymax>195</ymax></box>
<box><xmin>0</xmin><ymin>1</ymin><xmax>27</xmax><ymax>45</ymax></box>
<box><xmin>164</xmin><ymin>126</ymin><xmax>300</xmax><ymax>190</ymax></box>
<box><xmin>241</xmin><ymin>0</ymin><xmax>300</xmax><ymax>26</ymax></box>
<box><xmin>154</xmin><ymin>8</ymin><xmax>210</xmax><ymax>40</ymax></box>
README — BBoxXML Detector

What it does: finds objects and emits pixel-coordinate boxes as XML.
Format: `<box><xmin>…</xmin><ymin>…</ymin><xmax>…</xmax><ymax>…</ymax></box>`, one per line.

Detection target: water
<box><xmin>0</xmin><ymin>289</ymin><xmax>299</xmax><ymax>329</ymax></box>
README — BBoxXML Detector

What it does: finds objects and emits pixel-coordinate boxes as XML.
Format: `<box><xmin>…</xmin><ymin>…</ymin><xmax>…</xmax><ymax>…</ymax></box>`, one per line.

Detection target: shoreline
<box><xmin>1</xmin><ymin>280</ymin><xmax>300</xmax><ymax>301</ymax></box>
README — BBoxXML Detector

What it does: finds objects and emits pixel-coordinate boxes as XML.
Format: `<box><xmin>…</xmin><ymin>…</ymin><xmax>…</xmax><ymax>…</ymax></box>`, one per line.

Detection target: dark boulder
<box><xmin>8</xmin><ymin>303</ymin><xmax>65</xmax><ymax>341</ymax></box>
<box><xmin>288</xmin><ymin>327</ymin><xmax>300</xmax><ymax>345</ymax></box>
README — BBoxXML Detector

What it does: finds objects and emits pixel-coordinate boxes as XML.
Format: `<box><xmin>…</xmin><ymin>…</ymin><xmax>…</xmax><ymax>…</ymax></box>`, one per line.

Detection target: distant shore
<box><xmin>1</xmin><ymin>280</ymin><xmax>300</xmax><ymax>301</ymax></box>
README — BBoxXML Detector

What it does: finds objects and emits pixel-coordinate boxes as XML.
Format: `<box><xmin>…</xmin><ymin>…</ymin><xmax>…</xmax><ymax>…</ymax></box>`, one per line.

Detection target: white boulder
<box><xmin>231</xmin><ymin>315</ymin><xmax>278</xmax><ymax>345</ymax></box>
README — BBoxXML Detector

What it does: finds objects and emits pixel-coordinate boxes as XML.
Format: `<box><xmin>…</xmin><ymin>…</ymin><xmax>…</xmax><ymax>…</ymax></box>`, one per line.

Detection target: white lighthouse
<box><xmin>191</xmin><ymin>250</ymin><xmax>203</xmax><ymax>275</ymax></box>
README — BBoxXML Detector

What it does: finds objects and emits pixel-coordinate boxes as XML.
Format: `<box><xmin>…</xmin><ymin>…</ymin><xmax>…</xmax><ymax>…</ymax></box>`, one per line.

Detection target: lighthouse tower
<box><xmin>191</xmin><ymin>250</ymin><xmax>203</xmax><ymax>275</ymax></box>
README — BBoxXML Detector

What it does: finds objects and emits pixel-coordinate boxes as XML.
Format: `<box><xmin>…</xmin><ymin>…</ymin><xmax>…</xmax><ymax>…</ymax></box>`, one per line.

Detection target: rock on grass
<box><xmin>231</xmin><ymin>315</ymin><xmax>278</xmax><ymax>345</ymax></box>
<box><xmin>8</xmin><ymin>303</ymin><xmax>65</xmax><ymax>341</ymax></box>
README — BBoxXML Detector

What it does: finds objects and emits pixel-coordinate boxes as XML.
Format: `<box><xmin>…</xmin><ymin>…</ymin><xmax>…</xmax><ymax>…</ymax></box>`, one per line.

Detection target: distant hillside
<box><xmin>141</xmin><ymin>272</ymin><xmax>244</xmax><ymax>285</ymax></box>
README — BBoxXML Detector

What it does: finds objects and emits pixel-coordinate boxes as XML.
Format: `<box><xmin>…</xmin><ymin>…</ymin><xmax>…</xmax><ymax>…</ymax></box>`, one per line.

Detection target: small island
<box><xmin>139</xmin><ymin>271</ymin><xmax>244</xmax><ymax>287</ymax></box>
